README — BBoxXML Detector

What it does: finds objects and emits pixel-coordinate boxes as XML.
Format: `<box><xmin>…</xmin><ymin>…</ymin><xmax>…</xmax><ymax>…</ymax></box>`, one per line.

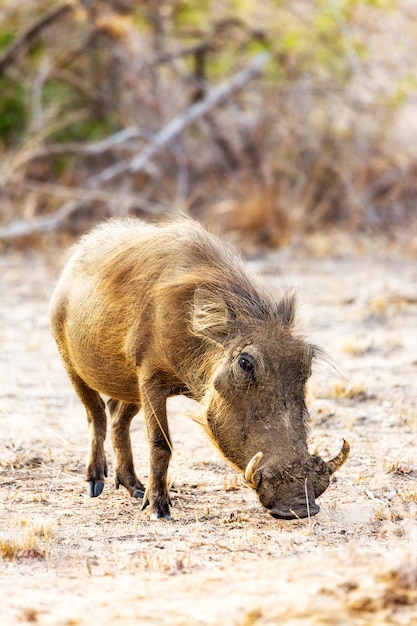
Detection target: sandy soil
<box><xmin>1</xmin><ymin>234</ymin><xmax>416</xmax><ymax>625</ymax></box>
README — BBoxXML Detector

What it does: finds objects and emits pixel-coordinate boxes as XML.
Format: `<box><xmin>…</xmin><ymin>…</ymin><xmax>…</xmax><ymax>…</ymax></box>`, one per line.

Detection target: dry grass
<box><xmin>365</xmin><ymin>295</ymin><xmax>390</xmax><ymax>320</ymax></box>
<box><xmin>0</xmin><ymin>516</ymin><xmax>54</xmax><ymax>561</ymax></box>
<box><xmin>330</xmin><ymin>380</ymin><xmax>367</xmax><ymax>400</ymax></box>
<box><xmin>398</xmin><ymin>406</ymin><xmax>417</xmax><ymax>433</ymax></box>
<box><xmin>398</xmin><ymin>490</ymin><xmax>417</xmax><ymax>503</ymax></box>
<box><xmin>384</xmin><ymin>459</ymin><xmax>415</xmax><ymax>476</ymax></box>
<box><xmin>342</xmin><ymin>338</ymin><xmax>373</xmax><ymax>357</ymax></box>
<box><xmin>223</xmin><ymin>472</ymin><xmax>241</xmax><ymax>492</ymax></box>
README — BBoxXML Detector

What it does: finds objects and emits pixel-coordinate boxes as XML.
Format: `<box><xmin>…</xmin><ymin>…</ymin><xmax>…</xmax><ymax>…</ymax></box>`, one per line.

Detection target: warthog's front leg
<box><xmin>140</xmin><ymin>377</ymin><xmax>172</xmax><ymax>520</ymax></box>
<box><xmin>108</xmin><ymin>399</ymin><xmax>145</xmax><ymax>499</ymax></box>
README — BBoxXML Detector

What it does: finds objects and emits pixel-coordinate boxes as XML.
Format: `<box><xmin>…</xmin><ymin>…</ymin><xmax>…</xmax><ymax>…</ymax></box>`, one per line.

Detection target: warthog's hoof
<box><xmin>142</xmin><ymin>492</ymin><xmax>172</xmax><ymax>521</ymax></box>
<box><xmin>88</xmin><ymin>480</ymin><xmax>104</xmax><ymax>498</ymax></box>
<box><xmin>150</xmin><ymin>511</ymin><xmax>171</xmax><ymax>521</ymax></box>
<box><xmin>114</xmin><ymin>473</ymin><xmax>145</xmax><ymax>499</ymax></box>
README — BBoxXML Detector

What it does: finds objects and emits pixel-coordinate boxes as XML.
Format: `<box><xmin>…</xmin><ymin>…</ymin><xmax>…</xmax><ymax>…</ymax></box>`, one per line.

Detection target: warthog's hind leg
<box><xmin>108</xmin><ymin>399</ymin><xmax>145</xmax><ymax>499</ymax></box>
<box><xmin>66</xmin><ymin>369</ymin><xmax>108</xmax><ymax>497</ymax></box>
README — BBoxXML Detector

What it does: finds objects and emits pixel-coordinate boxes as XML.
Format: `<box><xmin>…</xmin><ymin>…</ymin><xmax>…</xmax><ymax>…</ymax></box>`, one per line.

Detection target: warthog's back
<box><xmin>49</xmin><ymin>218</ymin><xmax>258</xmax><ymax>402</ymax></box>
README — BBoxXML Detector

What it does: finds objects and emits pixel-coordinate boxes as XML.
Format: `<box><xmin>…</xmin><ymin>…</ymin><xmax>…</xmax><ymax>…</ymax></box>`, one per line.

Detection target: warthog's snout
<box><xmin>268</xmin><ymin>501</ymin><xmax>321</xmax><ymax>520</ymax></box>
<box><xmin>245</xmin><ymin>440</ymin><xmax>350</xmax><ymax>520</ymax></box>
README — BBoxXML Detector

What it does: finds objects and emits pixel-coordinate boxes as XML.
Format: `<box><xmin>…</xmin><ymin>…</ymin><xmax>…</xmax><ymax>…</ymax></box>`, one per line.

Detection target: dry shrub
<box><xmin>0</xmin><ymin>0</ymin><xmax>417</xmax><ymax>246</ymax></box>
<box><xmin>205</xmin><ymin>181</ymin><xmax>289</xmax><ymax>251</ymax></box>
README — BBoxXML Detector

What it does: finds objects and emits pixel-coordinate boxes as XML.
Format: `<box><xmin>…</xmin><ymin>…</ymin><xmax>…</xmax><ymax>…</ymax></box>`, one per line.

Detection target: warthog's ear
<box><xmin>276</xmin><ymin>291</ymin><xmax>296</xmax><ymax>328</ymax></box>
<box><xmin>192</xmin><ymin>288</ymin><xmax>233</xmax><ymax>344</ymax></box>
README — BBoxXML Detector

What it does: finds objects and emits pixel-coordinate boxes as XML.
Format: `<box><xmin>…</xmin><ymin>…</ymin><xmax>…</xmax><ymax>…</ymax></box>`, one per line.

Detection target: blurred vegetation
<box><xmin>0</xmin><ymin>0</ymin><xmax>416</xmax><ymax>247</ymax></box>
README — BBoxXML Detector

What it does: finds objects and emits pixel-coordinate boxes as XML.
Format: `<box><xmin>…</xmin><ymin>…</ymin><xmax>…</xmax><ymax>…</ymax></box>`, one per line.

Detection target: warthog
<box><xmin>49</xmin><ymin>217</ymin><xmax>349</xmax><ymax>520</ymax></box>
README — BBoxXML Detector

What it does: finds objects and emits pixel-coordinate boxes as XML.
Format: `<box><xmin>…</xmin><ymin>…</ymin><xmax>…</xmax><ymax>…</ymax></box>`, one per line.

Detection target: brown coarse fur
<box><xmin>49</xmin><ymin>217</ymin><xmax>347</xmax><ymax>521</ymax></box>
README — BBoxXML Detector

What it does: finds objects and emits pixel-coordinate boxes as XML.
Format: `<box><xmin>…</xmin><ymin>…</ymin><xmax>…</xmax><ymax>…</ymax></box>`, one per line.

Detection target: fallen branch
<box><xmin>0</xmin><ymin>200</ymin><xmax>83</xmax><ymax>240</ymax></box>
<box><xmin>0</xmin><ymin>181</ymin><xmax>167</xmax><ymax>241</ymax></box>
<box><xmin>90</xmin><ymin>51</ymin><xmax>271</xmax><ymax>185</ymax></box>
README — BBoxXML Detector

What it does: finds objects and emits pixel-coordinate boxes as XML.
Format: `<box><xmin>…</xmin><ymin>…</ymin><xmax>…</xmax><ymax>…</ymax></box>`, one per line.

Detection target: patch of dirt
<box><xmin>1</xmin><ymin>238</ymin><xmax>417</xmax><ymax>625</ymax></box>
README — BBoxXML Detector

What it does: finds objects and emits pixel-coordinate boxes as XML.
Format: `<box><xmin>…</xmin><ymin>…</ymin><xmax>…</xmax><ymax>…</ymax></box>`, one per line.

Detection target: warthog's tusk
<box><xmin>326</xmin><ymin>439</ymin><xmax>350</xmax><ymax>475</ymax></box>
<box><xmin>244</xmin><ymin>451</ymin><xmax>263</xmax><ymax>487</ymax></box>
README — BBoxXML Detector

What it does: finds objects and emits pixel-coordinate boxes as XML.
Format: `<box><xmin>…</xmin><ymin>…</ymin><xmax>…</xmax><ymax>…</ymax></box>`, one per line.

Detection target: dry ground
<box><xmin>1</xmin><ymin>232</ymin><xmax>417</xmax><ymax>625</ymax></box>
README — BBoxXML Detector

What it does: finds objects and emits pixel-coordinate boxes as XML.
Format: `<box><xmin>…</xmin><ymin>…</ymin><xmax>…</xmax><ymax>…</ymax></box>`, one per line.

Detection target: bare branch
<box><xmin>20</xmin><ymin>127</ymin><xmax>154</xmax><ymax>160</ymax></box>
<box><xmin>90</xmin><ymin>51</ymin><xmax>271</xmax><ymax>185</ymax></box>
<box><xmin>0</xmin><ymin>3</ymin><xmax>73</xmax><ymax>75</ymax></box>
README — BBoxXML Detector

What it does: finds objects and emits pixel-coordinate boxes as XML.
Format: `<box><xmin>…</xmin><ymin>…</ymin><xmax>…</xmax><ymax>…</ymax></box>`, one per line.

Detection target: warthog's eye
<box><xmin>238</xmin><ymin>353</ymin><xmax>256</xmax><ymax>381</ymax></box>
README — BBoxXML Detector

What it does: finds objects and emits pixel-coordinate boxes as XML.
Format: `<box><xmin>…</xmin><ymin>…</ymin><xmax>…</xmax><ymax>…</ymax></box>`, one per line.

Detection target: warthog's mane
<box><xmin>72</xmin><ymin>216</ymin><xmax>295</xmax><ymax>331</ymax></box>
<box><xmin>150</xmin><ymin>217</ymin><xmax>297</xmax><ymax>330</ymax></box>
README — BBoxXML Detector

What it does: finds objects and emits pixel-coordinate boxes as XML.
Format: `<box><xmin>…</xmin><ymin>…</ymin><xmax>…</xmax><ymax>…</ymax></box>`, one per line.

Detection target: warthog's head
<box><xmin>193</xmin><ymin>287</ymin><xmax>349</xmax><ymax>519</ymax></box>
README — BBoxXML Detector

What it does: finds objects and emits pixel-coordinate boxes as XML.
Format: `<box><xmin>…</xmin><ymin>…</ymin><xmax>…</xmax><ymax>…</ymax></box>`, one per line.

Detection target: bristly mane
<box><xmin>152</xmin><ymin>218</ymin><xmax>296</xmax><ymax>328</ymax></box>
<box><xmin>77</xmin><ymin>216</ymin><xmax>296</xmax><ymax>329</ymax></box>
